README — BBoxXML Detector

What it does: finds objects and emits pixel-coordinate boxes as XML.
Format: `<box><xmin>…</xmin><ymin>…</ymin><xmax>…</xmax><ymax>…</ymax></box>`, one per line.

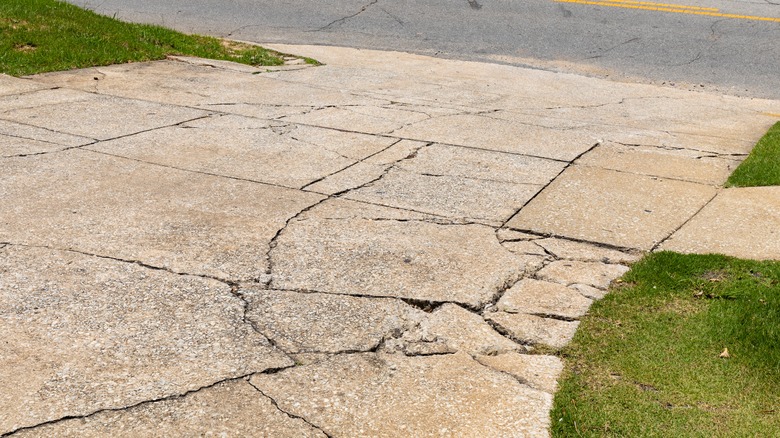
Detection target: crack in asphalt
<box><xmin>311</xmin><ymin>0</ymin><xmax>379</xmax><ymax>32</ymax></box>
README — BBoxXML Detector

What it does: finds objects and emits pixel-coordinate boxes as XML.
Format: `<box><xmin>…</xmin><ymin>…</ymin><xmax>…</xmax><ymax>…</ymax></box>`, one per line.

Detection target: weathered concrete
<box><xmin>3</xmin><ymin>43</ymin><xmax>779</xmax><ymax>436</ymax></box>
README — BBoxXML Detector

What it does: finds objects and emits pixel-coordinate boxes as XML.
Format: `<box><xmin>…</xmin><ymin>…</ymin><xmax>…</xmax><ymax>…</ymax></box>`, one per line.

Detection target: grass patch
<box><xmin>552</xmin><ymin>252</ymin><xmax>780</xmax><ymax>437</ymax></box>
<box><xmin>0</xmin><ymin>0</ymin><xmax>289</xmax><ymax>76</ymax></box>
<box><xmin>726</xmin><ymin>121</ymin><xmax>780</xmax><ymax>187</ymax></box>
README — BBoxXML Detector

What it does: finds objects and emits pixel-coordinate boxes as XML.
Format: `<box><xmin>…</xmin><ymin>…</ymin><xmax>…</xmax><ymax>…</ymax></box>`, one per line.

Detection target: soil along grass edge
<box><xmin>0</xmin><ymin>0</ymin><xmax>296</xmax><ymax>76</ymax></box>
<box><xmin>727</xmin><ymin>121</ymin><xmax>780</xmax><ymax>187</ymax></box>
<box><xmin>551</xmin><ymin>252</ymin><xmax>780</xmax><ymax>437</ymax></box>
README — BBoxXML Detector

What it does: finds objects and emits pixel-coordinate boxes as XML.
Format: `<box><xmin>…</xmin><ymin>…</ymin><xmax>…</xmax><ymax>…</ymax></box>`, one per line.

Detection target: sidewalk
<box><xmin>1</xmin><ymin>45</ymin><xmax>779</xmax><ymax>437</ymax></box>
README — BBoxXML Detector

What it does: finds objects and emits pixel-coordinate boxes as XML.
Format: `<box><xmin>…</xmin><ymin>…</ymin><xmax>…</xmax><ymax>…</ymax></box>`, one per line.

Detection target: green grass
<box><xmin>727</xmin><ymin>122</ymin><xmax>780</xmax><ymax>187</ymax></box>
<box><xmin>0</xmin><ymin>0</ymin><xmax>289</xmax><ymax>76</ymax></box>
<box><xmin>552</xmin><ymin>252</ymin><xmax>780</xmax><ymax>437</ymax></box>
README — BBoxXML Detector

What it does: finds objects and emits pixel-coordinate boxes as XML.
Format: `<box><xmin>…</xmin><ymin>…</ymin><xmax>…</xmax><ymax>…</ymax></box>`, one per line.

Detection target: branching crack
<box><xmin>247</xmin><ymin>381</ymin><xmax>333</xmax><ymax>438</ymax></box>
<box><xmin>311</xmin><ymin>0</ymin><xmax>379</xmax><ymax>32</ymax></box>
<box><xmin>0</xmin><ymin>374</ymin><xmax>260</xmax><ymax>437</ymax></box>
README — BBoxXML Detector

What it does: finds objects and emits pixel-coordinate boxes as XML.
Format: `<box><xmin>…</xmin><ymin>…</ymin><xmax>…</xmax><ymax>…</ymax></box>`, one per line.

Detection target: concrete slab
<box><xmin>0</xmin><ymin>245</ymin><xmax>291</xmax><ymax>435</ymax></box>
<box><xmin>346</xmin><ymin>168</ymin><xmax>541</xmax><ymax>225</ymax></box>
<box><xmin>506</xmin><ymin>165</ymin><xmax>717</xmax><ymax>250</ymax></box>
<box><xmin>88</xmin><ymin>114</ymin><xmax>396</xmax><ymax>189</ymax></box>
<box><xmin>32</xmin><ymin>60</ymin><xmax>386</xmax><ymax>110</ymax></box>
<box><xmin>475</xmin><ymin>352</ymin><xmax>564</xmax><ymax>394</ymax></box>
<box><xmin>0</xmin><ymin>74</ymin><xmax>49</xmax><ymax>96</ymax></box>
<box><xmin>243</xmin><ymin>288</ymin><xmax>424</xmax><ymax>354</ymax></box>
<box><xmin>269</xmin><ymin>209</ymin><xmax>527</xmax><ymax>308</ymax></box>
<box><xmin>660</xmin><ymin>187</ymin><xmax>780</xmax><ymax>259</ymax></box>
<box><xmin>0</xmin><ymin>88</ymin><xmax>208</xmax><ymax>141</ymax></box>
<box><xmin>0</xmin><ymin>150</ymin><xmax>323</xmax><ymax>281</ymax></box>
<box><xmin>0</xmin><ymin>119</ymin><xmax>93</xmax><ymax>157</ymax></box>
<box><xmin>485</xmin><ymin>312</ymin><xmax>580</xmax><ymax>349</ymax></box>
<box><xmin>11</xmin><ymin>380</ymin><xmax>325</xmax><ymax>438</ymax></box>
<box><xmin>250</xmin><ymin>352</ymin><xmax>552</xmax><ymax>437</ymax></box>
<box><xmin>393</xmin><ymin>113</ymin><xmax>598</xmax><ymax>161</ymax></box>
<box><xmin>536</xmin><ymin>260</ymin><xmax>630</xmax><ymax>290</ymax></box>
<box><xmin>497</xmin><ymin>279</ymin><xmax>593</xmax><ymax>320</ymax></box>
<box><xmin>578</xmin><ymin>141</ymin><xmax>741</xmax><ymax>185</ymax></box>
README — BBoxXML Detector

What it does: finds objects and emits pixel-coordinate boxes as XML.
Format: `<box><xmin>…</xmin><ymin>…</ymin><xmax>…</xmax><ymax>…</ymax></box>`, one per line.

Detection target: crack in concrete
<box><xmin>575</xmin><ymin>162</ymin><xmax>723</xmax><ymax>187</ymax></box>
<box><xmin>310</xmin><ymin>0</ymin><xmax>379</xmax><ymax>32</ymax></box>
<box><xmin>0</xmin><ymin>374</ymin><xmax>273</xmax><ymax>437</ymax></box>
<box><xmin>246</xmin><ymin>381</ymin><xmax>334</xmax><ymax>438</ymax></box>
<box><xmin>609</xmin><ymin>140</ymin><xmax>749</xmax><ymax>158</ymax></box>
<box><xmin>498</xmin><ymin>228</ymin><xmax>644</xmax><ymax>255</ymax></box>
<box><xmin>299</xmin><ymin>138</ymin><xmax>406</xmax><ymax>191</ymax></box>
<box><xmin>1</xmin><ymin>140</ymin><xmax>98</xmax><ymax>159</ymax></box>
<box><xmin>500</xmin><ymin>141</ymin><xmax>602</xmax><ymax>229</ymax></box>
<box><xmin>650</xmin><ymin>188</ymin><xmax>722</xmax><ymax>252</ymax></box>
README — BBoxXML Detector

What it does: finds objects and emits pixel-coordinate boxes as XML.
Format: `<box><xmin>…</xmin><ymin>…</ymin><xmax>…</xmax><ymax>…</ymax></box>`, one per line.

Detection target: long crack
<box><xmin>0</xmin><ymin>374</ymin><xmax>268</xmax><ymax>437</ymax></box>
<box><xmin>310</xmin><ymin>0</ymin><xmax>379</xmax><ymax>32</ymax></box>
<box><xmin>246</xmin><ymin>381</ymin><xmax>334</xmax><ymax>438</ymax></box>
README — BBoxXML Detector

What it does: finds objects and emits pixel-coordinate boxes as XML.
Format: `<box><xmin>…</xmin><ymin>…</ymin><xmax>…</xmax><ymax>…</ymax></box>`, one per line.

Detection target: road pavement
<box><xmin>68</xmin><ymin>0</ymin><xmax>780</xmax><ymax>99</ymax></box>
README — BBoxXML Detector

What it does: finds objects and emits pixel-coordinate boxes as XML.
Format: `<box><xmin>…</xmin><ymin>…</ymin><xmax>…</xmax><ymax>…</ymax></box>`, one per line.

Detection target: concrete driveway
<box><xmin>1</xmin><ymin>45</ymin><xmax>779</xmax><ymax>436</ymax></box>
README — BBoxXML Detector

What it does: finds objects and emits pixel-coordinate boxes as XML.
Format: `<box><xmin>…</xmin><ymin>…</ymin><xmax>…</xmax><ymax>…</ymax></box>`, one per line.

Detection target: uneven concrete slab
<box><xmin>506</xmin><ymin>165</ymin><xmax>717</xmax><ymax>249</ymax></box>
<box><xmin>250</xmin><ymin>352</ymin><xmax>552</xmax><ymax>437</ymax></box>
<box><xmin>534</xmin><ymin>238</ymin><xmax>642</xmax><ymax>264</ymax></box>
<box><xmin>243</xmin><ymin>289</ymin><xmax>425</xmax><ymax>354</ymax></box>
<box><xmin>270</xmin><ymin>212</ymin><xmax>526</xmax><ymax>308</ymax></box>
<box><xmin>475</xmin><ymin>352</ymin><xmax>564</xmax><ymax>394</ymax></box>
<box><xmin>497</xmin><ymin>279</ymin><xmax>593</xmax><ymax>320</ymax></box>
<box><xmin>0</xmin><ymin>150</ymin><xmax>323</xmax><ymax>281</ymax></box>
<box><xmin>11</xmin><ymin>380</ymin><xmax>325</xmax><ymax>438</ymax></box>
<box><xmin>660</xmin><ymin>187</ymin><xmax>780</xmax><ymax>259</ymax></box>
<box><xmin>393</xmin><ymin>114</ymin><xmax>598</xmax><ymax>161</ymax></box>
<box><xmin>536</xmin><ymin>260</ymin><xmax>630</xmax><ymax>290</ymax></box>
<box><xmin>578</xmin><ymin>142</ymin><xmax>741</xmax><ymax>185</ymax></box>
<box><xmin>420</xmin><ymin>304</ymin><xmax>523</xmax><ymax>356</ymax></box>
<box><xmin>88</xmin><ymin>114</ymin><xmax>395</xmax><ymax>189</ymax></box>
<box><xmin>0</xmin><ymin>245</ymin><xmax>292</xmax><ymax>435</ymax></box>
<box><xmin>0</xmin><ymin>88</ymin><xmax>207</xmax><ymax>141</ymax></box>
<box><xmin>485</xmin><ymin>312</ymin><xmax>580</xmax><ymax>349</ymax></box>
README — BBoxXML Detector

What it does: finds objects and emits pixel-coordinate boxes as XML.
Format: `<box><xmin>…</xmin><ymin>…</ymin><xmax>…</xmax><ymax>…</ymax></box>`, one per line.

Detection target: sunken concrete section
<box><xmin>2</xmin><ymin>43</ymin><xmax>779</xmax><ymax>436</ymax></box>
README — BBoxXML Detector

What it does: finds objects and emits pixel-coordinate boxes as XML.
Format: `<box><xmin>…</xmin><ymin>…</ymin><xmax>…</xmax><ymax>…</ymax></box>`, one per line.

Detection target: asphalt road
<box><xmin>68</xmin><ymin>0</ymin><xmax>780</xmax><ymax>99</ymax></box>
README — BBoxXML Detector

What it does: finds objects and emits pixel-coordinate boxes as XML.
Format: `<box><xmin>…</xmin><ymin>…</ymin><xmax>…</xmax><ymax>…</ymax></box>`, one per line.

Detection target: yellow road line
<box><xmin>605</xmin><ymin>0</ymin><xmax>719</xmax><ymax>12</ymax></box>
<box><xmin>762</xmin><ymin>113</ymin><xmax>780</xmax><ymax>118</ymax></box>
<box><xmin>556</xmin><ymin>0</ymin><xmax>780</xmax><ymax>22</ymax></box>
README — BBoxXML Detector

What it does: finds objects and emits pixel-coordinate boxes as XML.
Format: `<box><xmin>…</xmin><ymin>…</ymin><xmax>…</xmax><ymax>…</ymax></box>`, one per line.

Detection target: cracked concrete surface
<box><xmin>2</xmin><ymin>45</ymin><xmax>779</xmax><ymax>436</ymax></box>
